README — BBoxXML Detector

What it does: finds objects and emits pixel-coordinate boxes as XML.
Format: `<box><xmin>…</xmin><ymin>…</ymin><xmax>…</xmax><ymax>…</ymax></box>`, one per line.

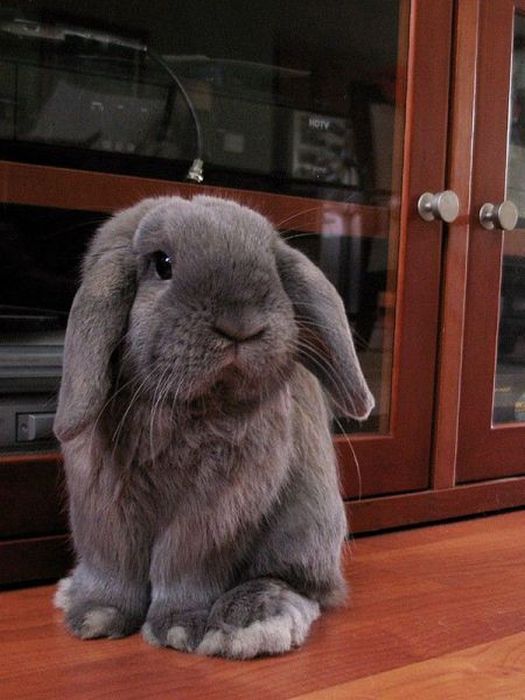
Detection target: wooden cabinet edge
<box><xmin>0</xmin><ymin>534</ymin><xmax>72</xmax><ymax>586</ymax></box>
<box><xmin>0</xmin><ymin>451</ymin><xmax>60</xmax><ymax>465</ymax></box>
<box><xmin>347</xmin><ymin>476</ymin><xmax>525</xmax><ymax>534</ymax></box>
<box><xmin>0</xmin><ymin>160</ymin><xmax>389</xmax><ymax>237</ymax></box>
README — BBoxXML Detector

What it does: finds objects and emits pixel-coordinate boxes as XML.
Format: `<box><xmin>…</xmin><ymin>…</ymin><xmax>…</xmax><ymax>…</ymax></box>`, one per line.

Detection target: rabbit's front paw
<box><xmin>197</xmin><ymin>579</ymin><xmax>320</xmax><ymax>659</ymax></box>
<box><xmin>142</xmin><ymin>609</ymin><xmax>209</xmax><ymax>652</ymax></box>
<box><xmin>65</xmin><ymin>602</ymin><xmax>140</xmax><ymax>640</ymax></box>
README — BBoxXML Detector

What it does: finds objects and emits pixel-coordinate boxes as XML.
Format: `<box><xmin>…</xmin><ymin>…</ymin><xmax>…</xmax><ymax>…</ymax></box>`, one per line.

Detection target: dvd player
<box><xmin>0</xmin><ymin>328</ymin><xmax>63</xmax><ymax>448</ymax></box>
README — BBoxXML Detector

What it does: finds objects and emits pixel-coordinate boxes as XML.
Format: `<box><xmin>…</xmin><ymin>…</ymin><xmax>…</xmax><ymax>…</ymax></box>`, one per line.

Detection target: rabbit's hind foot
<box><xmin>197</xmin><ymin>578</ymin><xmax>320</xmax><ymax>659</ymax></box>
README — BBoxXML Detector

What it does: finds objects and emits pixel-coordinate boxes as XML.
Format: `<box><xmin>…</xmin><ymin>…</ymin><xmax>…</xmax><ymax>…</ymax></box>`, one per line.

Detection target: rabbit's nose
<box><xmin>213</xmin><ymin>314</ymin><xmax>266</xmax><ymax>343</ymax></box>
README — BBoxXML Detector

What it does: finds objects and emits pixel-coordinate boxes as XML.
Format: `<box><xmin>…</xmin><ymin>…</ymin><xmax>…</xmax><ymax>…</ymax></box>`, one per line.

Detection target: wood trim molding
<box><xmin>0</xmin><ymin>160</ymin><xmax>388</xmax><ymax>237</ymax></box>
<box><xmin>347</xmin><ymin>475</ymin><xmax>525</xmax><ymax>533</ymax></box>
<box><xmin>431</xmin><ymin>0</ymin><xmax>481</xmax><ymax>490</ymax></box>
<box><xmin>0</xmin><ymin>451</ymin><xmax>59</xmax><ymax>465</ymax></box>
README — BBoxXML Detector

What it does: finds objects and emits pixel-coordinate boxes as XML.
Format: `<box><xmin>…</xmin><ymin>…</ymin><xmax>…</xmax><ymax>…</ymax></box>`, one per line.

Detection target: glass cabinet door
<box><xmin>335</xmin><ymin>0</ymin><xmax>452</xmax><ymax>497</ymax></box>
<box><xmin>0</xmin><ymin>0</ymin><xmax>453</xmax><ymax>497</ymax></box>
<box><xmin>495</xmin><ymin>13</ymin><xmax>525</xmax><ymax>426</ymax></box>
<box><xmin>457</xmin><ymin>0</ymin><xmax>525</xmax><ymax>482</ymax></box>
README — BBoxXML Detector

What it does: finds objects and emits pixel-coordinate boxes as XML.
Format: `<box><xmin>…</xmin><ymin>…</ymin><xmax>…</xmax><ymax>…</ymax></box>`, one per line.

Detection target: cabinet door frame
<box><xmin>452</xmin><ymin>0</ymin><xmax>525</xmax><ymax>483</ymax></box>
<box><xmin>338</xmin><ymin>0</ymin><xmax>454</xmax><ymax>497</ymax></box>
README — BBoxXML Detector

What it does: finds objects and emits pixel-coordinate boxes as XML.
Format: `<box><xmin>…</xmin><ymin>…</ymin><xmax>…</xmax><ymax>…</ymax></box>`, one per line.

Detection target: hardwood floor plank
<box><xmin>291</xmin><ymin>632</ymin><xmax>525</xmax><ymax>699</ymax></box>
<box><xmin>1</xmin><ymin>511</ymin><xmax>525</xmax><ymax>699</ymax></box>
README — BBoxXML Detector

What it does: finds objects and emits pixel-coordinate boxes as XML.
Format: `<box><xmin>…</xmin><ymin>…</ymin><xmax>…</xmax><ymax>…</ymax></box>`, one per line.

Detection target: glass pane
<box><xmin>0</xmin><ymin>203</ymin><xmax>103</xmax><ymax>450</ymax></box>
<box><xmin>287</xmin><ymin>222</ymin><xmax>394</xmax><ymax>435</ymax></box>
<box><xmin>0</xmin><ymin>0</ymin><xmax>406</xmax><ymax>434</ymax></box>
<box><xmin>494</xmin><ymin>13</ymin><xmax>525</xmax><ymax>424</ymax></box>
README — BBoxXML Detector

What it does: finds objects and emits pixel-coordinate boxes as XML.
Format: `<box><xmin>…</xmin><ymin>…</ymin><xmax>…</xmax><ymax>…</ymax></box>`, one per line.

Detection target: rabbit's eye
<box><xmin>152</xmin><ymin>250</ymin><xmax>172</xmax><ymax>280</ymax></box>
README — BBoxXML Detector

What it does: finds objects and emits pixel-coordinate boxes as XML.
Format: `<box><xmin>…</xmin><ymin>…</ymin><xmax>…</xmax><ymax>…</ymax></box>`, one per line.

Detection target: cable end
<box><xmin>186</xmin><ymin>158</ymin><xmax>204</xmax><ymax>183</ymax></box>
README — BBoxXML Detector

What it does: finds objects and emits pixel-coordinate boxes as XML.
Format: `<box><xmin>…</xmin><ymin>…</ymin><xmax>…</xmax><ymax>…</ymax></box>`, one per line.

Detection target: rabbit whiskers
<box><xmin>85</xmin><ymin>353</ymin><xmax>162</xmax><ymax>464</ymax></box>
<box><xmin>148</xmin><ymin>362</ymin><xmax>176</xmax><ymax>468</ymax></box>
<box><xmin>108</xmin><ymin>358</ymin><xmax>167</xmax><ymax>461</ymax></box>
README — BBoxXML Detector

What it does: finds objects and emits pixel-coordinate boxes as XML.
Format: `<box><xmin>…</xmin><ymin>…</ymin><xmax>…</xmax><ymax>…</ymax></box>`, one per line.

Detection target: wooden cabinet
<box><xmin>0</xmin><ymin>453</ymin><xmax>72</xmax><ymax>583</ymax></box>
<box><xmin>354</xmin><ymin>0</ymin><xmax>525</xmax><ymax>533</ymax></box>
<box><xmin>1</xmin><ymin>0</ymin><xmax>525</xmax><ymax>583</ymax></box>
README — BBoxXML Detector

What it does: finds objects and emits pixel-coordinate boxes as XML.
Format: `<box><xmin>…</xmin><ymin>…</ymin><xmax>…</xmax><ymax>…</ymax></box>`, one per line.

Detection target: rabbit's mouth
<box><xmin>122</xmin><ymin>316</ymin><xmax>295</xmax><ymax>409</ymax></box>
<box><xmin>219</xmin><ymin>339</ymin><xmax>261</xmax><ymax>370</ymax></box>
<box><xmin>183</xmin><ymin>349</ymin><xmax>295</xmax><ymax>411</ymax></box>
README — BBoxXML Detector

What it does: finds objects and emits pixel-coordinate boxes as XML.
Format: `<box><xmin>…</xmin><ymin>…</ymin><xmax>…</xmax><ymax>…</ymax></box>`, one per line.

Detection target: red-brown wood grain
<box><xmin>347</xmin><ymin>474</ymin><xmax>525</xmax><ymax>533</ymax></box>
<box><xmin>431</xmin><ymin>0</ymin><xmax>481</xmax><ymax>490</ymax></box>
<box><xmin>0</xmin><ymin>161</ymin><xmax>388</xmax><ymax>238</ymax></box>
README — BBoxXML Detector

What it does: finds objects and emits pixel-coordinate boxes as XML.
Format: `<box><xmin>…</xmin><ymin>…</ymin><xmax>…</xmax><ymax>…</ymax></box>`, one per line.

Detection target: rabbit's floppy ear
<box><xmin>276</xmin><ymin>240</ymin><xmax>375</xmax><ymax>420</ymax></box>
<box><xmin>54</xmin><ymin>198</ymin><xmax>163</xmax><ymax>442</ymax></box>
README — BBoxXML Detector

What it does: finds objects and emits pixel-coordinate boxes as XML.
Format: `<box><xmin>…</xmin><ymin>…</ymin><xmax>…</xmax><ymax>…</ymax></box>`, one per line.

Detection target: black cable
<box><xmin>146</xmin><ymin>49</ymin><xmax>204</xmax><ymax>182</ymax></box>
<box><xmin>1</xmin><ymin>19</ymin><xmax>205</xmax><ymax>182</ymax></box>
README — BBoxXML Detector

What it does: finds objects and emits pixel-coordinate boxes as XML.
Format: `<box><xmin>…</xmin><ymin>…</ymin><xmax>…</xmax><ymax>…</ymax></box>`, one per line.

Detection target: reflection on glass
<box><xmin>494</xmin><ymin>14</ymin><xmax>525</xmax><ymax>424</ymax></box>
<box><xmin>0</xmin><ymin>1</ymin><xmax>404</xmax><ymax>433</ymax></box>
<box><xmin>288</xmin><ymin>218</ymin><xmax>393</xmax><ymax>434</ymax></box>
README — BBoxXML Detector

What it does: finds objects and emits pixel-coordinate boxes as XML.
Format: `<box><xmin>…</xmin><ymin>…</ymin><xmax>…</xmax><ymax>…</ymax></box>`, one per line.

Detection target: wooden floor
<box><xmin>2</xmin><ymin>510</ymin><xmax>525</xmax><ymax>699</ymax></box>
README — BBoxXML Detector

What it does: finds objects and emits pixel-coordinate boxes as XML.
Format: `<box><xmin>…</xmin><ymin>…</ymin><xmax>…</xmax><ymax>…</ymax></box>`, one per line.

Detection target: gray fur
<box><xmin>54</xmin><ymin>196</ymin><xmax>374</xmax><ymax>658</ymax></box>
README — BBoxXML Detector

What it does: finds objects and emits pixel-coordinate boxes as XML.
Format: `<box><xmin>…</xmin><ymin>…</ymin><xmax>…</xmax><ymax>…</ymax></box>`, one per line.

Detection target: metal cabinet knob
<box><xmin>417</xmin><ymin>190</ymin><xmax>460</xmax><ymax>223</ymax></box>
<box><xmin>479</xmin><ymin>200</ymin><xmax>519</xmax><ymax>231</ymax></box>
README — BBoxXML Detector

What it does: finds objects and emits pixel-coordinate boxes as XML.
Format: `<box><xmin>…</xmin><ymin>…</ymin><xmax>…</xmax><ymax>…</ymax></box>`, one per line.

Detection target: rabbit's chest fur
<box><xmin>67</xmin><ymin>384</ymin><xmax>294</xmax><ymax>564</ymax></box>
<box><xmin>144</xmin><ymin>393</ymin><xmax>293</xmax><ymax>541</ymax></box>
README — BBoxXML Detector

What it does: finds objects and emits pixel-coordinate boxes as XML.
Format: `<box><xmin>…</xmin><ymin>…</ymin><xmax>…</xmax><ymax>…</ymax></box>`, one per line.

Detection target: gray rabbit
<box><xmin>53</xmin><ymin>196</ymin><xmax>374</xmax><ymax>659</ymax></box>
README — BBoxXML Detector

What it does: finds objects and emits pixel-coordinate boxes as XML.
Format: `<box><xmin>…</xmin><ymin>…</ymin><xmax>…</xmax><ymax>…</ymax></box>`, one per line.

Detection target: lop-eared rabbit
<box><xmin>54</xmin><ymin>196</ymin><xmax>374</xmax><ymax>659</ymax></box>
